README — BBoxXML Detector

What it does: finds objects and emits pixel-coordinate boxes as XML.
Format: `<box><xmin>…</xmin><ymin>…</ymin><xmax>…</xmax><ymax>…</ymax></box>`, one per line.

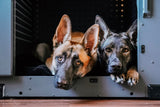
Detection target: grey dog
<box><xmin>95</xmin><ymin>15</ymin><xmax>139</xmax><ymax>86</ymax></box>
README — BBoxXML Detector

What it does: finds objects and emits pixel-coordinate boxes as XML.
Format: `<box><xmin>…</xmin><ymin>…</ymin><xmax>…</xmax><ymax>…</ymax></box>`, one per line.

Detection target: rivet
<box><xmin>151</xmin><ymin>61</ymin><xmax>155</xmax><ymax>64</ymax></box>
<box><xmin>130</xmin><ymin>92</ymin><xmax>134</xmax><ymax>96</ymax></box>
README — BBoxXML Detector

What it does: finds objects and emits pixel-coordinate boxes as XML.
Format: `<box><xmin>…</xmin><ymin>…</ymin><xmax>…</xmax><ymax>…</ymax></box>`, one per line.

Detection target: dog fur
<box><xmin>46</xmin><ymin>14</ymin><xmax>99</xmax><ymax>89</ymax></box>
<box><xmin>95</xmin><ymin>15</ymin><xmax>139</xmax><ymax>86</ymax></box>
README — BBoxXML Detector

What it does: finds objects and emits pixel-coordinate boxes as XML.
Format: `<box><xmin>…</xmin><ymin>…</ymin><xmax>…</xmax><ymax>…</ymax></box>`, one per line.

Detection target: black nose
<box><xmin>56</xmin><ymin>80</ymin><xmax>70</xmax><ymax>90</ymax></box>
<box><xmin>57</xmin><ymin>82</ymin><xmax>68</xmax><ymax>88</ymax></box>
<box><xmin>111</xmin><ymin>65</ymin><xmax>122</xmax><ymax>70</ymax></box>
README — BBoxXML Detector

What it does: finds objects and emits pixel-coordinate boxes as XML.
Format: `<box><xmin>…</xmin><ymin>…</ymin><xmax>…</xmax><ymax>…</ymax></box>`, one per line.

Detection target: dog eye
<box><xmin>56</xmin><ymin>55</ymin><xmax>65</xmax><ymax>63</ymax></box>
<box><xmin>75</xmin><ymin>59</ymin><xmax>82</xmax><ymax>66</ymax></box>
<box><xmin>122</xmin><ymin>48</ymin><xmax>129</xmax><ymax>53</ymax></box>
<box><xmin>105</xmin><ymin>48</ymin><xmax>112</xmax><ymax>53</ymax></box>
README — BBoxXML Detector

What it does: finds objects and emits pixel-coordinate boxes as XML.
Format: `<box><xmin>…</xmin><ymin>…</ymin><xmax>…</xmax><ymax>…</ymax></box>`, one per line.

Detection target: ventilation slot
<box><xmin>15</xmin><ymin>0</ymin><xmax>33</xmax><ymax>43</ymax></box>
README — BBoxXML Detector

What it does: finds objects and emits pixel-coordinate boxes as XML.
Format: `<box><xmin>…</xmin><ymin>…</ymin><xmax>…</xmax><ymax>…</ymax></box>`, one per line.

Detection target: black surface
<box><xmin>148</xmin><ymin>84</ymin><xmax>160</xmax><ymax>99</ymax></box>
<box><xmin>0</xmin><ymin>84</ymin><xmax>4</xmax><ymax>99</ymax></box>
<box><xmin>26</xmin><ymin>65</ymin><xmax>52</xmax><ymax>76</ymax></box>
<box><xmin>16</xmin><ymin>0</ymin><xmax>137</xmax><ymax>76</ymax></box>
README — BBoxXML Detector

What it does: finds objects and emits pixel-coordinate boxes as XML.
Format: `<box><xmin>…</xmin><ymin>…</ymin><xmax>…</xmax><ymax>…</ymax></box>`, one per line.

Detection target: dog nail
<box><xmin>110</xmin><ymin>75</ymin><xmax>115</xmax><ymax>81</ymax></box>
<box><xmin>130</xmin><ymin>83</ymin><xmax>133</xmax><ymax>86</ymax></box>
<box><xmin>132</xmin><ymin>80</ymin><xmax>136</xmax><ymax>84</ymax></box>
<box><xmin>128</xmin><ymin>79</ymin><xmax>131</xmax><ymax>83</ymax></box>
<box><xmin>116</xmin><ymin>76</ymin><xmax>121</xmax><ymax>83</ymax></box>
<box><xmin>112</xmin><ymin>76</ymin><xmax>117</xmax><ymax>82</ymax></box>
<box><xmin>121</xmin><ymin>81</ymin><xmax>124</xmax><ymax>84</ymax></box>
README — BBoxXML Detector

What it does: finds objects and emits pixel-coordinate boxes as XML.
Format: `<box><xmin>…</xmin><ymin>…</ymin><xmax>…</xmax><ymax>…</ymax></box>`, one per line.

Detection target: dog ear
<box><xmin>82</xmin><ymin>24</ymin><xmax>99</xmax><ymax>56</ymax></box>
<box><xmin>53</xmin><ymin>14</ymin><xmax>71</xmax><ymax>48</ymax></box>
<box><xmin>95</xmin><ymin>15</ymin><xmax>110</xmax><ymax>40</ymax></box>
<box><xmin>127</xmin><ymin>20</ymin><xmax>137</xmax><ymax>46</ymax></box>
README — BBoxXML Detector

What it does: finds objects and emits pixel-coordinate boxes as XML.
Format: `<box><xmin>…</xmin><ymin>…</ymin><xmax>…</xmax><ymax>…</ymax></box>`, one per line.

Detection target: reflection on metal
<box><xmin>143</xmin><ymin>0</ymin><xmax>152</xmax><ymax>18</ymax></box>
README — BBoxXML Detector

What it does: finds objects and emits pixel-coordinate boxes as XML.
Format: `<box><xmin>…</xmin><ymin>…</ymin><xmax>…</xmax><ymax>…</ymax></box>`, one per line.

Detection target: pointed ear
<box><xmin>53</xmin><ymin>14</ymin><xmax>71</xmax><ymax>48</ymax></box>
<box><xmin>83</xmin><ymin>24</ymin><xmax>99</xmax><ymax>56</ymax></box>
<box><xmin>95</xmin><ymin>15</ymin><xmax>110</xmax><ymax>40</ymax></box>
<box><xmin>127</xmin><ymin>20</ymin><xmax>137</xmax><ymax>46</ymax></box>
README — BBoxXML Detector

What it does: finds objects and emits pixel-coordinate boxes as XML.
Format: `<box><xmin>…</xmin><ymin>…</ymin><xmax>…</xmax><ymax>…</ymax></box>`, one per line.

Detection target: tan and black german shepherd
<box><xmin>45</xmin><ymin>14</ymin><xmax>99</xmax><ymax>89</ymax></box>
<box><xmin>95</xmin><ymin>15</ymin><xmax>139</xmax><ymax>86</ymax></box>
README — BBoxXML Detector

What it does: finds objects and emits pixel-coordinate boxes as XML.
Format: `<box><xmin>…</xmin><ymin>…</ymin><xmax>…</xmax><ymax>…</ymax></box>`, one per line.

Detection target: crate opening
<box><xmin>15</xmin><ymin>0</ymin><xmax>137</xmax><ymax>76</ymax></box>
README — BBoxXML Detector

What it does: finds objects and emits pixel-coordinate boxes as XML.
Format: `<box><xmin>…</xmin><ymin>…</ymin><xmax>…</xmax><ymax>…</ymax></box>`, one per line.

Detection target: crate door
<box><xmin>0</xmin><ymin>0</ymin><xmax>12</xmax><ymax>76</ymax></box>
<box><xmin>138</xmin><ymin>0</ymin><xmax>160</xmax><ymax>84</ymax></box>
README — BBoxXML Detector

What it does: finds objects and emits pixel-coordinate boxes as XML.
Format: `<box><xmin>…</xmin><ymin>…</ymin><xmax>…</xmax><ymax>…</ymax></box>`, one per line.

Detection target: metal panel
<box><xmin>138</xmin><ymin>0</ymin><xmax>160</xmax><ymax>85</ymax></box>
<box><xmin>0</xmin><ymin>76</ymin><xmax>145</xmax><ymax>98</ymax></box>
<box><xmin>0</xmin><ymin>0</ymin><xmax>148</xmax><ymax>98</ymax></box>
<box><xmin>0</xmin><ymin>0</ymin><xmax>12</xmax><ymax>76</ymax></box>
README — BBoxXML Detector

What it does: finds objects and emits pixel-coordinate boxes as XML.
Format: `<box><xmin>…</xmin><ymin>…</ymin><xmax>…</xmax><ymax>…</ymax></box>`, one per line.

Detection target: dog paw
<box><xmin>126</xmin><ymin>67</ymin><xmax>139</xmax><ymax>86</ymax></box>
<box><xmin>110</xmin><ymin>74</ymin><xmax>125</xmax><ymax>84</ymax></box>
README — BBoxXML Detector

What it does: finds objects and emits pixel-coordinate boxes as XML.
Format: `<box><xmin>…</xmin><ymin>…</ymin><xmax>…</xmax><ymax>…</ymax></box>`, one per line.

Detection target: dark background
<box><xmin>15</xmin><ymin>0</ymin><xmax>137</xmax><ymax>75</ymax></box>
<box><xmin>35</xmin><ymin>0</ymin><xmax>137</xmax><ymax>44</ymax></box>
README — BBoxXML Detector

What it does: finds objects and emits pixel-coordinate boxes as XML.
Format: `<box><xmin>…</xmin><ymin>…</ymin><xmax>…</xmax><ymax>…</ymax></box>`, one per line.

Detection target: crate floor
<box><xmin>0</xmin><ymin>99</ymin><xmax>160</xmax><ymax>107</ymax></box>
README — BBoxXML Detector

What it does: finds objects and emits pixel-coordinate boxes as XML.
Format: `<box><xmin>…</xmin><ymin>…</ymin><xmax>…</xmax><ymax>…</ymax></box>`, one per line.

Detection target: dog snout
<box><xmin>55</xmin><ymin>78</ymin><xmax>70</xmax><ymax>90</ymax></box>
<box><xmin>56</xmin><ymin>81</ymin><xmax>69</xmax><ymax>89</ymax></box>
<box><xmin>110</xmin><ymin>62</ymin><xmax>122</xmax><ymax>72</ymax></box>
<box><xmin>111</xmin><ymin>64</ymin><xmax>121</xmax><ymax>70</ymax></box>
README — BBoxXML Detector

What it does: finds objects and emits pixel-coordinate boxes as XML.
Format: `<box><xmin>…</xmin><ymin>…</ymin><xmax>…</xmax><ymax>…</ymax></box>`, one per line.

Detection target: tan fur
<box><xmin>46</xmin><ymin>40</ymin><xmax>96</xmax><ymax>77</ymax></box>
<box><xmin>46</xmin><ymin>32</ymin><xmax>84</xmax><ymax>73</ymax></box>
<box><xmin>46</xmin><ymin>41</ymin><xmax>72</xmax><ymax>74</ymax></box>
<box><xmin>71</xmin><ymin>32</ymin><xmax>84</xmax><ymax>43</ymax></box>
<box><xmin>127</xmin><ymin>66</ymin><xmax>139</xmax><ymax>82</ymax></box>
<box><xmin>46</xmin><ymin>14</ymin><xmax>99</xmax><ymax>78</ymax></box>
<box><xmin>75</xmin><ymin>46</ymin><xmax>91</xmax><ymax>77</ymax></box>
<box><xmin>52</xmin><ymin>15</ymin><xmax>71</xmax><ymax>48</ymax></box>
<box><xmin>46</xmin><ymin>55</ymin><xmax>53</xmax><ymax>74</ymax></box>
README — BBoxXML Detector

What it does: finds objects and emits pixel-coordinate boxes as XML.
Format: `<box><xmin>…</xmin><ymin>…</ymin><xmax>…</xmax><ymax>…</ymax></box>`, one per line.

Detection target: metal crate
<box><xmin>0</xmin><ymin>0</ymin><xmax>159</xmax><ymax>99</ymax></box>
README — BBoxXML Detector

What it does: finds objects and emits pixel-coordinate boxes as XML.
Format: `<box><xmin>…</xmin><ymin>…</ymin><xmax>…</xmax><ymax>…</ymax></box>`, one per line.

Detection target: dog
<box><xmin>95</xmin><ymin>15</ymin><xmax>139</xmax><ymax>86</ymax></box>
<box><xmin>45</xmin><ymin>14</ymin><xmax>99</xmax><ymax>89</ymax></box>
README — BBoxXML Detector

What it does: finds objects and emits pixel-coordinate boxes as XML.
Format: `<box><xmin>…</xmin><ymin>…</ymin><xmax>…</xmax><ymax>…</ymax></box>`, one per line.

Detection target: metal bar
<box><xmin>16</xmin><ymin>1</ymin><xmax>32</xmax><ymax>16</ymax></box>
<box><xmin>143</xmin><ymin>0</ymin><xmax>152</xmax><ymax>18</ymax></box>
<box><xmin>0</xmin><ymin>84</ymin><xmax>5</xmax><ymax>98</ymax></box>
<box><xmin>16</xmin><ymin>23</ymin><xmax>32</xmax><ymax>33</ymax></box>
<box><xmin>16</xmin><ymin>16</ymin><xmax>32</xmax><ymax>27</ymax></box>
<box><xmin>16</xmin><ymin>36</ymin><xmax>32</xmax><ymax>43</ymax></box>
<box><xmin>13</xmin><ymin>0</ymin><xmax>17</xmax><ymax>76</ymax></box>
<box><xmin>16</xmin><ymin>30</ymin><xmax>32</xmax><ymax>38</ymax></box>
<box><xmin>25</xmin><ymin>0</ymin><xmax>32</xmax><ymax>6</ymax></box>
<box><xmin>16</xmin><ymin>9</ymin><xmax>32</xmax><ymax>22</ymax></box>
<box><xmin>21</xmin><ymin>0</ymin><xmax>32</xmax><ymax>11</ymax></box>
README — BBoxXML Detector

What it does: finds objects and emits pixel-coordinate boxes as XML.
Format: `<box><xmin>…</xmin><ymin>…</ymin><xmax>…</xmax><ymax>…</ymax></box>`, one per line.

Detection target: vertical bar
<box><xmin>143</xmin><ymin>0</ymin><xmax>152</xmax><ymax>18</ymax></box>
<box><xmin>0</xmin><ymin>0</ymin><xmax>12</xmax><ymax>76</ymax></box>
